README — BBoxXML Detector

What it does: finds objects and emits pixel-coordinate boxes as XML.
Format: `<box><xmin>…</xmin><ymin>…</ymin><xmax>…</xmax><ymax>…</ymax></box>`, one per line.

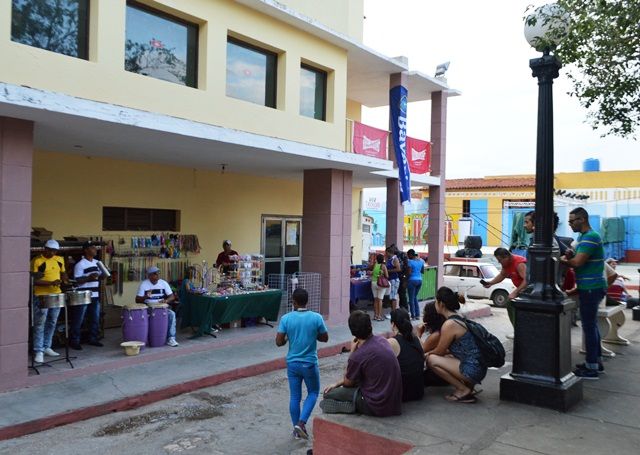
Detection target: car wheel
<box><xmin>492</xmin><ymin>290</ymin><xmax>508</xmax><ymax>308</ymax></box>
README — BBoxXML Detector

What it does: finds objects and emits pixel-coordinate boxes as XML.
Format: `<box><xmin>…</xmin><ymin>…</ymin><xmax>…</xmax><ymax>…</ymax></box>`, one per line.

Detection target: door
<box><xmin>262</xmin><ymin>216</ymin><xmax>302</xmax><ymax>281</ymax></box>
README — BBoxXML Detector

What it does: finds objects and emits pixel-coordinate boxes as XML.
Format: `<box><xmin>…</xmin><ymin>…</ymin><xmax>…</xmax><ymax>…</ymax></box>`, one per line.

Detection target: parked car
<box><xmin>442</xmin><ymin>261</ymin><xmax>515</xmax><ymax>307</ymax></box>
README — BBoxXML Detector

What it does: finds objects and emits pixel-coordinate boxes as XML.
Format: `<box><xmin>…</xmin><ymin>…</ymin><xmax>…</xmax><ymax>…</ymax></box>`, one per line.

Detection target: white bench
<box><xmin>580</xmin><ymin>303</ymin><xmax>629</xmax><ymax>358</ymax></box>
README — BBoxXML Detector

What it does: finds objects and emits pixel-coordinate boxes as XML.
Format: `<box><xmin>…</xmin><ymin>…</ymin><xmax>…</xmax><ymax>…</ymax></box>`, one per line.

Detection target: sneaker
<box><xmin>210</xmin><ymin>327</ymin><xmax>220</xmax><ymax>333</ymax></box>
<box><xmin>69</xmin><ymin>343</ymin><xmax>82</xmax><ymax>351</ymax></box>
<box><xmin>43</xmin><ymin>348</ymin><xmax>60</xmax><ymax>357</ymax></box>
<box><xmin>34</xmin><ymin>352</ymin><xmax>44</xmax><ymax>363</ymax></box>
<box><xmin>573</xmin><ymin>366</ymin><xmax>599</xmax><ymax>380</ymax></box>
<box><xmin>291</xmin><ymin>430</ymin><xmax>300</xmax><ymax>440</ymax></box>
<box><xmin>294</xmin><ymin>422</ymin><xmax>309</xmax><ymax>440</ymax></box>
<box><xmin>166</xmin><ymin>337</ymin><xmax>179</xmax><ymax>347</ymax></box>
<box><xmin>88</xmin><ymin>340</ymin><xmax>104</xmax><ymax>347</ymax></box>
<box><xmin>319</xmin><ymin>398</ymin><xmax>355</xmax><ymax>414</ymax></box>
<box><xmin>575</xmin><ymin>362</ymin><xmax>605</xmax><ymax>374</ymax></box>
<box><xmin>385</xmin><ymin>314</ymin><xmax>391</xmax><ymax>320</ymax></box>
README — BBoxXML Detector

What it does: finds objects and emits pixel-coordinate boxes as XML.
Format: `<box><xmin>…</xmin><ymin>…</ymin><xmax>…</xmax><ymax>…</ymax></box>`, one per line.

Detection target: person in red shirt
<box><xmin>482</xmin><ymin>248</ymin><xmax>527</xmax><ymax>328</ymax></box>
<box><xmin>215</xmin><ymin>240</ymin><xmax>239</xmax><ymax>274</ymax></box>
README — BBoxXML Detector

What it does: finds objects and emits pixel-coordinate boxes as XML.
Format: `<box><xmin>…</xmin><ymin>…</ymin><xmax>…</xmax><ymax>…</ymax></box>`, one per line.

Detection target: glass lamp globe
<box><xmin>524</xmin><ymin>3</ymin><xmax>570</xmax><ymax>52</ymax></box>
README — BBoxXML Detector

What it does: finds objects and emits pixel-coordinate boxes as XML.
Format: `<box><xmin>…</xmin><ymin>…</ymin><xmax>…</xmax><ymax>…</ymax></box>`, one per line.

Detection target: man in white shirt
<box><xmin>70</xmin><ymin>241</ymin><xmax>105</xmax><ymax>350</ymax></box>
<box><xmin>135</xmin><ymin>266</ymin><xmax>179</xmax><ymax>347</ymax></box>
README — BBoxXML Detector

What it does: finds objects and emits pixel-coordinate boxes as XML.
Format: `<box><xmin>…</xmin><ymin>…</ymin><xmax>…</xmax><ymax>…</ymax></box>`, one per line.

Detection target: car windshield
<box><xmin>480</xmin><ymin>265</ymin><xmax>499</xmax><ymax>279</ymax></box>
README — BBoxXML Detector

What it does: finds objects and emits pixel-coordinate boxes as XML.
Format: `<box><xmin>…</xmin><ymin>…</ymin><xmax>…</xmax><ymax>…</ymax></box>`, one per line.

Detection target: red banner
<box><xmin>352</xmin><ymin>121</ymin><xmax>388</xmax><ymax>159</ymax></box>
<box><xmin>406</xmin><ymin>137</ymin><xmax>431</xmax><ymax>174</ymax></box>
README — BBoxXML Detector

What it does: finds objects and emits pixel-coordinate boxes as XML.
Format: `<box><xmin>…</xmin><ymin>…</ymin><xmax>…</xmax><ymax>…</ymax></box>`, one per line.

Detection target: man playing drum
<box><xmin>135</xmin><ymin>266</ymin><xmax>179</xmax><ymax>347</ymax></box>
<box><xmin>31</xmin><ymin>239</ymin><xmax>69</xmax><ymax>364</ymax></box>
<box><xmin>70</xmin><ymin>241</ymin><xmax>105</xmax><ymax>350</ymax></box>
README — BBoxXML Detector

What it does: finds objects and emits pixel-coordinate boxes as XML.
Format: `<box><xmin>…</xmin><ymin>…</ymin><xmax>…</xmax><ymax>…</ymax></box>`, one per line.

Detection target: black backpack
<box><xmin>449</xmin><ymin>315</ymin><xmax>506</xmax><ymax>368</ymax></box>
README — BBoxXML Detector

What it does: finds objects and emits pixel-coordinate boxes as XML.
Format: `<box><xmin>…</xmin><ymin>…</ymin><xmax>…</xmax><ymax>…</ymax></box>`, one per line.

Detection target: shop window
<box><xmin>300</xmin><ymin>64</ymin><xmax>326</xmax><ymax>120</ymax></box>
<box><xmin>226</xmin><ymin>37</ymin><xmax>277</xmax><ymax>108</ymax></box>
<box><xmin>103</xmin><ymin>207</ymin><xmax>180</xmax><ymax>231</ymax></box>
<box><xmin>11</xmin><ymin>0</ymin><xmax>89</xmax><ymax>59</ymax></box>
<box><xmin>125</xmin><ymin>1</ymin><xmax>198</xmax><ymax>87</ymax></box>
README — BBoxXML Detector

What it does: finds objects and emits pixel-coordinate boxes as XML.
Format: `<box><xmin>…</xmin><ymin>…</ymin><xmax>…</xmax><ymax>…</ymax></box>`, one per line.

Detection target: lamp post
<box><xmin>499</xmin><ymin>3</ymin><xmax>583</xmax><ymax>411</ymax></box>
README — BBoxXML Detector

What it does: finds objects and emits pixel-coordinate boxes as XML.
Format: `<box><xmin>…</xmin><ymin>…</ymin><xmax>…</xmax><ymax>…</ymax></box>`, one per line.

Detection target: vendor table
<box><xmin>181</xmin><ymin>289</ymin><xmax>282</xmax><ymax>337</ymax></box>
<box><xmin>350</xmin><ymin>279</ymin><xmax>373</xmax><ymax>308</ymax></box>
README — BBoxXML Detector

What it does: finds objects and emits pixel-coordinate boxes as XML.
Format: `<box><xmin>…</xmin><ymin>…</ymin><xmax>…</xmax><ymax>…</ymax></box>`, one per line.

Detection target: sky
<box><xmin>361</xmin><ymin>0</ymin><xmax>639</xmax><ymax>179</ymax></box>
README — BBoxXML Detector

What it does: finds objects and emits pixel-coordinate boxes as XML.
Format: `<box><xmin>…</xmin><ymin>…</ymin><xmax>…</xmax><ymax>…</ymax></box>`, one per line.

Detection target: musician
<box><xmin>31</xmin><ymin>239</ymin><xmax>69</xmax><ymax>364</ymax></box>
<box><xmin>215</xmin><ymin>240</ymin><xmax>239</xmax><ymax>274</ymax></box>
<box><xmin>70</xmin><ymin>241</ymin><xmax>105</xmax><ymax>350</ymax></box>
<box><xmin>135</xmin><ymin>266</ymin><xmax>179</xmax><ymax>347</ymax></box>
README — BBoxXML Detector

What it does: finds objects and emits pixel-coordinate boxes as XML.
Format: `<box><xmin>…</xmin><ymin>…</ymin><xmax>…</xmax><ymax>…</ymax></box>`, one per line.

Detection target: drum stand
<box><xmin>30</xmin><ymin>302</ymin><xmax>76</xmax><ymax>374</ymax></box>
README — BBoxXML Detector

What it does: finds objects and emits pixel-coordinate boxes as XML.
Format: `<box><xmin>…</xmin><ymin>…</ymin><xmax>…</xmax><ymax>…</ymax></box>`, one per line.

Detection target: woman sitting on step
<box><xmin>387</xmin><ymin>308</ymin><xmax>425</xmax><ymax>402</ymax></box>
<box><xmin>426</xmin><ymin>287</ymin><xmax>486</xmax><ymax>403</ymax></box>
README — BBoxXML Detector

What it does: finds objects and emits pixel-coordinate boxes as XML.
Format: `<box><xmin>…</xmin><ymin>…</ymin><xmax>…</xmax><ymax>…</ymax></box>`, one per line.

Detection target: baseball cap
<box><xmin>82</xmin><ymin>241</ymin><xmax>96</xmax><ymax>249</ymax></box>
<box><xmin>44</xmin><ymin>239</ymin><xmax>60</xmax><ymax>250</ymax></box>
<box><xmin>147</xmin><ymin>266</ymin><xmax>160</xmax><ymax>275</ymax></box>
<box><xmin>605</xmin><ymin>257</ymin><xmax>617</xmax><ymax>264</ymax></box>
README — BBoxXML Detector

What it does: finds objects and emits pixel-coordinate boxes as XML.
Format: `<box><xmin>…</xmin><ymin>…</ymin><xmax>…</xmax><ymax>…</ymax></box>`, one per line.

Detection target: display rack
<box><xmin>233</xmin><ymin>255</ymin><xmax>265</xmax><ymax>289</ymax></box>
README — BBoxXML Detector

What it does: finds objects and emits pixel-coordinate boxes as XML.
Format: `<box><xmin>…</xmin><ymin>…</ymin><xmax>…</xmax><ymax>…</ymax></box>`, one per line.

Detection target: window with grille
<box><xmin>102</xmin><ymin>207</ymin><xmax>179</xmax><ymax>231</ymax></box>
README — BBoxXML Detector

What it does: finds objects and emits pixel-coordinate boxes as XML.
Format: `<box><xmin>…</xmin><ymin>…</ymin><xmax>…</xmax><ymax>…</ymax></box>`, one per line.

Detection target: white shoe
<box><xmin>166</xmin><ymin>337</ymin><xmax>179</xmax><ymax>347</ymax></box>
<box><xmin>43</xmin><ymin>348</ymin><xmax>60</xmax><ymax>357</ymax></box>
<box><xmin>34</xmin><ymin>352</ymin><xmax>44</xmax><ymax>363</ymax></box>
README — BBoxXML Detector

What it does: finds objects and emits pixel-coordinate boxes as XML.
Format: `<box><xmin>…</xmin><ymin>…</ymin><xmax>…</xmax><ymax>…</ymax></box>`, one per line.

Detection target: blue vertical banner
<box><xmin>390</xmin><ymin>85</ymin><xmax>411</xmax><ymax>204</ymax></box>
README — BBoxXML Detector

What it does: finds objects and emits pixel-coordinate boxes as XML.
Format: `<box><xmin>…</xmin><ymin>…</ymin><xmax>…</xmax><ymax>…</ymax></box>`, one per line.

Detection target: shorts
<box><xmin>388</xmin><ymin>279</ymin><xmax>400</xmax><ymax>300</ymax></box>
<box><xmin>371</xmin><ymin>281</ymin><xmax>387</xmax><ymax>300</ymax></box>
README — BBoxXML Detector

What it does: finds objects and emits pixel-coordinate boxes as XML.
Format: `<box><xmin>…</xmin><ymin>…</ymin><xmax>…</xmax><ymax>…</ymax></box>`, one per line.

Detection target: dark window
<box><xmin>462</xmin><ymin>199</ymin><xmax>471</xmax><ymax>218</ymax></box>
<box><xmin>11</xmin><ymin>0</ymin><xmax>89</xmax><ymax>59</ymax></box>
<box><xmin>226</xmin><ymin>37</ymin><xmax>277</xmax><ymax>108</ymax></box>
<box><xmin>125</xmin><ymin>1</ymin><xmax>198</xmax><ymax>87</ymax></box>
<box><xmin>103</xmin><ymin>207</ymin><xmax>179</xmax><ymax>231</ymax></box>
<box><xmin>300</xmin><ymin>64</ymin><xmax>327</xmax><ymax>120</ymax></box>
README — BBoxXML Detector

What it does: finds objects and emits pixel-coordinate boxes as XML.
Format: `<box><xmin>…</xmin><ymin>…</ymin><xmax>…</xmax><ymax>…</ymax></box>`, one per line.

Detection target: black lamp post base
<box><xmin>500</xmin><ymin>372</ymin><xmax>582</xmax><ymax>412</ymax></box>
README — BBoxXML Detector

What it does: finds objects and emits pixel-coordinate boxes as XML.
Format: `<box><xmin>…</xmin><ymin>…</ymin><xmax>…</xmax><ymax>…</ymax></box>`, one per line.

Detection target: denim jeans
<box><xmin>407</xmin><ymin>280</ymin><xmax>422</xmax><ymax>318</ymax></box>
<box><xmin>167</xmin><ymin>309</ymin><xmax>176</xmax><ymax>338</ymax></box>
<box><xmin>287</xmin><ymin>361</ymin><xmax>320</xmax><ymax>426</ymax></box>
<box><xmin>69</xmin><ymin>298</ymin><xmax>100</xmax><ymax>344</ymax></box>
<box><xmin>33</xmin><ymin>298</ymin><xmax>61</xmax><ymax>353</ymax></box>
<box><xmin>578</xmin><ymin>288</ymin><xmax>606</xmax><ymax>367</ymax></box>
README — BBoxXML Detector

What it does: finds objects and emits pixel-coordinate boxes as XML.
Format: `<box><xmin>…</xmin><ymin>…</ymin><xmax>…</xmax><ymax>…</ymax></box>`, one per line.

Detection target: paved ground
<box><xmin>4</xmin><ymin>307</ymin><xmax>639</xmax><ymax>455</ymax></box>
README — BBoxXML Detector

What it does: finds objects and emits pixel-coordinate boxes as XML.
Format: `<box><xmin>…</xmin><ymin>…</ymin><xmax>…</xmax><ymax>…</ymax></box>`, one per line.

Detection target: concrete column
<box><xmin>386</xmin><ymin>72</ymin><xmax>407</xmax><ymax>251</ymax></box>
<box><xmin>302</xmin><ymin>169</ymin><xmax>352</xmax><ymax>324</ymax></box>
<box><xmin>428</xmin><ymin>92</ymin><xmax>447</xmax><ymax>286</ymax></box>
<box><xmin>0</xmin><ymin>117</ymin><xmax>33</xmax><ymax>391</ymax></box>
<box><xmin>385</xmin><ymin>178</ymin><xmax>403</xmax><ymax>249</ymax></box>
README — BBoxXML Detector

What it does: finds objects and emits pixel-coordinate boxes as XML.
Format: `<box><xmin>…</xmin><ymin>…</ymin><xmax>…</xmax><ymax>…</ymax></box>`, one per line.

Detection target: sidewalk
<box><xmin>0</xmin><ymin>301</ymin><xmax>490</xmax><ymax>441</ymax></box>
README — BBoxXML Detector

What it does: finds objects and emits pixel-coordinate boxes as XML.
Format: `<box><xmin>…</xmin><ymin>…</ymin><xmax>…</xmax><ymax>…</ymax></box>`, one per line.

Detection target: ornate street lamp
<box><xmin>500</xmin><ymin>3</ymin><xmax>583</xmax><ymax>411</ymax></box>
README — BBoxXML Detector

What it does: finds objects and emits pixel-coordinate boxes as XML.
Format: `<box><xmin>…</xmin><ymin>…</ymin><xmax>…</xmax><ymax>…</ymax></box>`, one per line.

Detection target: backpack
<box><xmin>449</xmin><ymin>315</ymin><xmax>506</xmax><ymax>368</ymax></box>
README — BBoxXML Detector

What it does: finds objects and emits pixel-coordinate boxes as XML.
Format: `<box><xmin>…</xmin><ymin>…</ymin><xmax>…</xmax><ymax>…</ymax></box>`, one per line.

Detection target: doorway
<box><xmin>261</xmin><ymin>216</ymin><xmax>302</xmax><ymax>281</ymax></box>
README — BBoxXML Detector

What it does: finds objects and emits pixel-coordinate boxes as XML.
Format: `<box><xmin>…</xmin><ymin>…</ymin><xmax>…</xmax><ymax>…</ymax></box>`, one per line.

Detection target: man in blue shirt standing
<box><xmin>276</xmin><ymin>288</ymin><xmax>328</xmax><ymax>440</ymax></box>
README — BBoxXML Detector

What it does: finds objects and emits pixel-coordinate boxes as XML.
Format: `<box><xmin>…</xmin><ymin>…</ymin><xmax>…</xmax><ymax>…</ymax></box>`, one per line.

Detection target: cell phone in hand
<box><xmin>480</xmin><ymin>279</ymin><xmax>488</xmax><ymax>286</ymax></box>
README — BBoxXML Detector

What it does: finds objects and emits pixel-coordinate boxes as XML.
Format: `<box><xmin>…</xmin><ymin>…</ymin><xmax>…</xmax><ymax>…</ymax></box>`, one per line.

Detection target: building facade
<box><xmin>0</xmin><ymin>0</ymin><xmax>453</xmax><ymax>391</ymax></box>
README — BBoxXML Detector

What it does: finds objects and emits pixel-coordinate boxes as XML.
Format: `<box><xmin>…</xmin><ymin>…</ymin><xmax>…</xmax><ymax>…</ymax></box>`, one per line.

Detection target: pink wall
<box><xmin>0</xmin><ymin>117</ymin><xmax>33</xmax><ymax>391</ymax></box>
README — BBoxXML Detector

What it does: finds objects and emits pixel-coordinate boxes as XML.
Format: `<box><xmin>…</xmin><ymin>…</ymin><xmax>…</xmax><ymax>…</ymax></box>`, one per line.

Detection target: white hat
<box><xmin>45</xmin><ymin>239</ymin><xmax>60</xmax><ymax>250</ymax></box>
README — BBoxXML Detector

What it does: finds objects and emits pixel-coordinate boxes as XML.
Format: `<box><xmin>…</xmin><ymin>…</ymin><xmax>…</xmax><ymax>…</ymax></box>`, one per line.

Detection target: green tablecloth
<box><xmin>181</xmin><ymin>290</ymin><xmax>282</xmax><ymax>337</ymax></box>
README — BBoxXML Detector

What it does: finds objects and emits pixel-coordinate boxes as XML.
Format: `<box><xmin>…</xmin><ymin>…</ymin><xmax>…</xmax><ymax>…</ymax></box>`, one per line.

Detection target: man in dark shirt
<box><xmin>320</xmin><ymin>311</ymin><xmax>402</xmax><ymax>417</ymax></box>
<box><xmin>215</xmin><ymin>240</ymin><xmax>239</xmax><ymax>273</ymax></box>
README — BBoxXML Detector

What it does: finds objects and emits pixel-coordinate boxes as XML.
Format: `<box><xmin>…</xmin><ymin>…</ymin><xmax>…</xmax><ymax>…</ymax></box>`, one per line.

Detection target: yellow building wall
<box><xmin>346</xmin><ymin>99</ymin><xmax>362</xmax><ymax>122</ymax></box>
<box><xmin>278</xmin><ymin>0</ymin><xmax>364</xmax><ymax>41</ymax></box>
<box><xmin>32</xmin><ymin>151</ymin><xmax>303</xmax><ymax>261</ymax></box>
<box><xmin>555</xmin><ymin>170</ymin><xmax>640</xmax><ymax>189</ymax></box>
<box><xmin>0</xmin><ymin>0</ymin><xmax>349</xmax><ymax>150</ymax></box>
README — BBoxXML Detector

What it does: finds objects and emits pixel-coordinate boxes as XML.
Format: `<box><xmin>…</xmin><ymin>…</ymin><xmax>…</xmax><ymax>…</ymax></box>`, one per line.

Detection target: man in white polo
<box><xmin>135</xmin><ymin>266</ymin><xmax>179</xmax><ymax>347</ymax></box>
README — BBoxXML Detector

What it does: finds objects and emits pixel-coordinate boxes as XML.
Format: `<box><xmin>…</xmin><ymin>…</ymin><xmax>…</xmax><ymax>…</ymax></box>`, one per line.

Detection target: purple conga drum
<box><xmin>147</xmin><ymin>303</ymin><xmax>169</xmax><ymax>347</ymax></box>
<box><xmin>122</xmin><ymin>304</ymin><xmax>148</xmax><ymax>348</ymax></box>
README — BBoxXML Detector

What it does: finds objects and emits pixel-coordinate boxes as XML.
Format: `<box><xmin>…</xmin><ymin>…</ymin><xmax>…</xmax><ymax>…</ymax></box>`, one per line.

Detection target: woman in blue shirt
<box><xmin>406</xmin><ymin>249</ymin><xmax>424</xmax><ymax>320</ymax></box>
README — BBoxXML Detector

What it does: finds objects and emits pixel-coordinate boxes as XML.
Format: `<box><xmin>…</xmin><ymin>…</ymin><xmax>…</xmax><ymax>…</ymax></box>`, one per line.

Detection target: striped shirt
<box><xmin>74</xmin><ymin>258</ymin><xmax>102</xmax><ymax>298</ymax></box>
<box><xmin>575</xmin><ymin>229</ymin><xmax>606</xmax><ymax>290</ymax></box>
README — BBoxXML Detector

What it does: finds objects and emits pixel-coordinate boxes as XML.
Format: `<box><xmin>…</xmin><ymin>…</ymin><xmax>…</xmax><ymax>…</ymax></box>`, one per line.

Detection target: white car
<box><xmin>442</xmin><ymin>261</ymin><xmax>515</xmax><ymax>307</ymax></box>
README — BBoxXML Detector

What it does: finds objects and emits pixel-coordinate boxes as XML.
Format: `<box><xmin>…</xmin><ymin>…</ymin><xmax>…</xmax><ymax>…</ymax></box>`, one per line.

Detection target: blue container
<box><xmin>583</xmin><ymin>158</ymin><xmax>600</xmax><ymax>172</ymax></box>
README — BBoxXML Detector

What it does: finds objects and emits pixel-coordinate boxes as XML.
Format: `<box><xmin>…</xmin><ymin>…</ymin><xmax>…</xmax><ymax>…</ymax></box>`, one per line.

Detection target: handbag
<box><xmin>377</xmin><ymin>274</ymin><xmax>390</xmax><ymax>288</ymax></box>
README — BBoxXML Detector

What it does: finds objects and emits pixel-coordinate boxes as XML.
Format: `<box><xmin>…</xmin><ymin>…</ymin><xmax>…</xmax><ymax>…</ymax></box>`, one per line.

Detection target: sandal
<box><xmin>445</xmin><ymin>393</ymin><xmax>477</xmax><ymax>403</ymax></box>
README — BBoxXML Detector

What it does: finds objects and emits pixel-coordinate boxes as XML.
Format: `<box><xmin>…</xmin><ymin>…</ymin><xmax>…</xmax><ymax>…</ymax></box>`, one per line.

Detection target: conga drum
<box><xmin>147</xmin><ymin>303</ymin><xmax>169</xmax><ymax>348</ymax></box>
<box><xmin>122</xmin><ymin>304</ymin><xmax>148</xmax><ymax>347</ymax></box>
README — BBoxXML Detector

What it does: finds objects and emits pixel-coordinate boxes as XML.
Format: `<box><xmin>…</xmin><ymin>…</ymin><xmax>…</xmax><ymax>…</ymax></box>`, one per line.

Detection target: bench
<box><xmin>580</xmin><ymin>303</ymin><xmax>629</xmax><ymax>358</ymax></box>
